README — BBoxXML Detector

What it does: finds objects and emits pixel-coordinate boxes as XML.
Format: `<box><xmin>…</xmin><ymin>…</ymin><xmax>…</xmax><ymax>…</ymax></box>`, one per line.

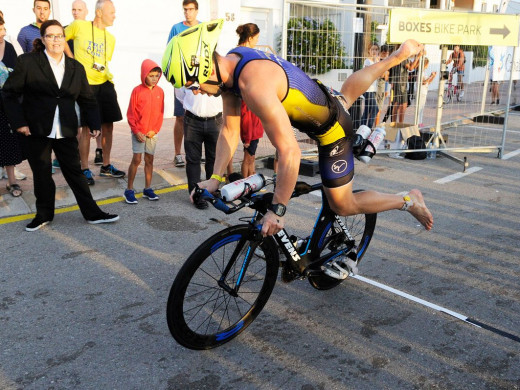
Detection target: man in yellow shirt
<box><xmin>65</xmin><ymin>0</ymin><xmax>124</xmax><ymax>185</ymax></box>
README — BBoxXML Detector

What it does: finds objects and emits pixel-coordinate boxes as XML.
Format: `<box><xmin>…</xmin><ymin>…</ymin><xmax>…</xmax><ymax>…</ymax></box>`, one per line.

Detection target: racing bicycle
<box><xmin>166</xmin><ymin>178</ymin><xmax>377</xmax><ymax>350</ymax></box>
<box><xmin>443</xmin><ymin>70</ymin><xmax>461</xmax><ymax>104</ymax></box>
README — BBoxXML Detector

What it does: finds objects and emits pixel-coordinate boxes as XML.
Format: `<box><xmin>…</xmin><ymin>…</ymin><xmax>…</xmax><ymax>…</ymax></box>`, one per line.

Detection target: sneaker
<box><xmin>87</xmin><ymin>212</ymin><xmax>120</xmax><ymax>224</ymax></box>
<box><xmin>124</xmin><ymin>189</ymin><xmax>138</xmax><ymax>204</ymax></box>
<box><xmin>52</xmin><ymin>159</ymin><xmax>60</xmax><ymax>169</ymax></box>
<box><xmin>143</xmin><ymin>188</ymin><xmax>159</xmax><ymax>201</ymax></box>
<box><xmin>174</xmin><ymin>154</ymin><xmax>185</xmax><ymax>167</ymax></box>
<box><xmin>100</xmin><ymin>164</ymin><xmax>125</xmax><ymax>178</ymax></box>
<box><xmin>82</xmin><ymin>169</ymin><xmax>95</xmax><ymax>185</ymax></box>
<box><xmin>26</xmin><ymin>216</ymin><xmax>51</xmax><ymax>232</ymax></box>
<box><xmin>14</xmin><ymin>168</ymin><xmax>27</xmax><ymax>180</ymax></box>
<box><xmin>0</xmin><ymin>167</ymin><xmax>4</xmax><ymax>179</ymax></box>
<box><xmin>94</xmin><ymin>148</ymin><xmax>103</xmax><ymax>165</ymax></box>
<box><xmin>459</xmin><ymin>90</ymin><xmax>464</xmax><ymax>98</ymax></box>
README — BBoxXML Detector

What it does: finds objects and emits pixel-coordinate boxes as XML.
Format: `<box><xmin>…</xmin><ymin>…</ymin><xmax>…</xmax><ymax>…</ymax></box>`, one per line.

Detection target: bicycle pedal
<box><xmin>322</xmin><ymin>258</ymin><xmax>359</xmax><ymax>280</ymax></box>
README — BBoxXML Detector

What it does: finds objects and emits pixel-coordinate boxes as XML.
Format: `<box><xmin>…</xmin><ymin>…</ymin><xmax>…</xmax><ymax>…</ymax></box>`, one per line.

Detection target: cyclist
<box><xmin>162</xmin><ymin>20</ymin><xmax>433</xmax><ymax>237</ymax></box>
<box><xmin>446</xmin><ymin>45</ymin><xmax>465</xmax><ymax>98</ymax></box>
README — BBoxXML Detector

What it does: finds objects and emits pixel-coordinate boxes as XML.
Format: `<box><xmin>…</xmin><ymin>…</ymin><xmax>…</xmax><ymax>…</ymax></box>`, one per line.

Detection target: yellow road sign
<box><xmin>389</xmin><ymin>9</ymin><xmax>520</xmax><ymax>46</ymax></box>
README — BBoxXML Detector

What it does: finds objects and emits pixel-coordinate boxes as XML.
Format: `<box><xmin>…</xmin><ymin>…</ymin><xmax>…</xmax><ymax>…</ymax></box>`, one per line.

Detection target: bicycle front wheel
<box><xmin>443</xmin><ymin>88</ymin><xmax>452</xmax><ymax>104</ymax></box>
<box><xmin>308</xmin><ymin>210</ymin><xmax>377</xmax><ymax>291</ymax></box>
<box><xmin>167</xmin><ymin>224</ymin><xmax>279</xmax><ymax>350</ymax></box>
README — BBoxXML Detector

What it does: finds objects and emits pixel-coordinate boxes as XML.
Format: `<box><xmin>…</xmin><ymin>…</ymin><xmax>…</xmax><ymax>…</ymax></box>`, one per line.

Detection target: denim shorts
<box><xmin>132</xmin><ymin>134</ymin><xmax>158</xmax><ymax>155</ymax></box>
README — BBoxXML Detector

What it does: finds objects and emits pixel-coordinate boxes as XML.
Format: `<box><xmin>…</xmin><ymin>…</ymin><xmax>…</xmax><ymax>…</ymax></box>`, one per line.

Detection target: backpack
<box><xmin>405</xmin><ymin>135</ymin><xmax>427</xmax><ymax>160</ymax></box>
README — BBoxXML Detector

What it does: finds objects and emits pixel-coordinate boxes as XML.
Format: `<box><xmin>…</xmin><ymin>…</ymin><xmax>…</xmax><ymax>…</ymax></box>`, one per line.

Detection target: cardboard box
<box><xmin>382</xmin><ymin>122</ymin><xmax>420</xmax><ymax>150</ymax></box>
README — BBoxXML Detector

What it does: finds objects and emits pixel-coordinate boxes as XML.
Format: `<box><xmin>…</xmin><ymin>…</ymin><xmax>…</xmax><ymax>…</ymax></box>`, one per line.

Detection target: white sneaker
<box><xmin>0</xmin><ymin>167</ymin><xmax>4</xmax><ymax>180</ymax></box>
<box><xmin>459</xmin><ymin>91</ymin><xmax>464</xmax><ymax>98</ymax></box>
<box><xmin>14</xmin><ymin>168</ymin><xmax>27</xmax><ymax>180</ymax></box>
<box><xmin>174</xmin><ymin>154</ymin><xmax>185</xmax><ymax>167</ymax></box>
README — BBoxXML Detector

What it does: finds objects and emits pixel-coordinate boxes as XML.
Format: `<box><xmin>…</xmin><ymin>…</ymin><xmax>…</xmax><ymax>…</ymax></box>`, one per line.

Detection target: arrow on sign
<box><xmin>490</xmin><ymin>25</ymin><xmax>510</xmax><ymax>38</ymax></box>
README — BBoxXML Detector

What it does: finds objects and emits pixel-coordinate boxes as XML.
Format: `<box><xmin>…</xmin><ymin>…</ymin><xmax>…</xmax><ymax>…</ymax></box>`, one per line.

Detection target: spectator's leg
<box><xmin>79</xmin><ymin>126</ymin><xmax>91</xmax><ymax>170</ymax></box>
<box><xmin>184</xmin><ymin>116</ymin><xmax>204</xmax><ymax>193</ymax></box>
<box><xmin>101</xmin><ymin>122</ymin><xmax>114</xmax><ymax>166</ymax></box>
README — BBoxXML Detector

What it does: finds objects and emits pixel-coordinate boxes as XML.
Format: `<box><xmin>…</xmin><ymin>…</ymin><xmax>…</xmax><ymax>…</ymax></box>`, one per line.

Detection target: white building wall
<box><xmin>1</xmin><ymin>0</ymin><xmax>277</xmax><ymax>119</ymax></box>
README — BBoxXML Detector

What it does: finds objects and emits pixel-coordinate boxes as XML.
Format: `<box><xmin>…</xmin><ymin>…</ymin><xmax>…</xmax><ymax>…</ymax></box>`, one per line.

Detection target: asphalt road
<box><xmin>1</xmin><ymin>142</ymin><xmax>520</xmax><ymax>389</ymax></box>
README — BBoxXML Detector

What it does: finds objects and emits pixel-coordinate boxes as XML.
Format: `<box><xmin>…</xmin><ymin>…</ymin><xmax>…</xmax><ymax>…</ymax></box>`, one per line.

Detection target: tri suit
<box><xmin>226</xmin><ymin>46</ymin><xmax>355</xmax><ymax>188</ymax></box>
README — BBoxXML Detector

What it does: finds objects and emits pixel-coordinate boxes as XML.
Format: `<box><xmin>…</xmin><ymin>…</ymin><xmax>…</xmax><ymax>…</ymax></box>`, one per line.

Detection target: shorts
<box><xmin>451</xmin><ymin>67</ymin><xmax>464</xmax><ymax>76</ymax></box>
<box><xmin>132</xmin><ymin>133</ymin><xmax>158</xmax><ymax>155</ymax></box>
<box><xmin>243</xmin><ymin>139</ymin><xmax>259</xmax><ymax>156</ymax></box>
<box><xmin>174</xmin><ymin>94</ymin><xmax>184</xmax><ymax>117</ymax></box>
<box><xmin>314</xmin><ymin>97</ymin><xmax>355</xmax><ymax>188</ymax></box>
<box><xmin>89</xmin><ymin>81</ymin><xmax>123</xmax><ymax>124</ymax></box>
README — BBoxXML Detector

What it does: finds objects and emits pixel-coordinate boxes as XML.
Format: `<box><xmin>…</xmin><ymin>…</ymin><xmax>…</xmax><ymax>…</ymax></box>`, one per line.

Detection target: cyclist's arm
<box><xmin>205</xmin><ymin>93</ymin><xmax>242</xmax><ymax>190</ymax></box>
<box><xmin>340</xmin><ymin>39</ymin><xmax>424</xmax><ymax>109</ymax></box>
<box><xmin>458</xmin><ymin>51</ymin><xmax>465</xmax><ymax>70</ymax></box>
<box><xmin>240</xmin><ymin>66</ymin><xmax>301</xmax><ymax>210</ymax></box>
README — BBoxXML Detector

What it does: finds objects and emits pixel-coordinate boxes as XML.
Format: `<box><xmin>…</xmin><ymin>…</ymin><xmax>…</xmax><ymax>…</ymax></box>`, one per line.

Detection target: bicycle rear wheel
<box><xmin>308</xmin><ymin>211</ymin><xmax>377</xmax><ymax>290</ymax></box>
<box><xmin>167</xmin><ymin>224</ymin><xmax>279</xmax><ymax>350</ymax></box>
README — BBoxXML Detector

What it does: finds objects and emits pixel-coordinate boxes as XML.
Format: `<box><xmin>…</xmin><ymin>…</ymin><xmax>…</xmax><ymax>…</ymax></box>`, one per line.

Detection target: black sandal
<box><xmin>7</xmin><ymin>184</ymin><xmax>23</xmax><ymax>197</ymax></box>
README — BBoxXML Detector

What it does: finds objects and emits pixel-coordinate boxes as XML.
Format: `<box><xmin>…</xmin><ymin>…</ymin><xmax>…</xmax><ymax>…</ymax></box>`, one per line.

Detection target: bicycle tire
<box><xmin>443</xmin><ymin>88</ymin><xmax>452</xmax><ymax>104</ymax></box>
<box><xmin>167</xmin><ymin>224</ymin><xmax>279</xmax><ymax>350</ymax></box>
<box><xmin>308</xmin><ymin>211</ymin><xmax>377</xmax><ymax>291</ymax></box>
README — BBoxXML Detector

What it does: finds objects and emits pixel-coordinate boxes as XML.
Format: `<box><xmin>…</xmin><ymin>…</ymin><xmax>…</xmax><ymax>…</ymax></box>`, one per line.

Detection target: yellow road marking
<box><xmin>0</xmin><ymin>184</ymin><xmax>188</xmax><ymax>226</ymax></box>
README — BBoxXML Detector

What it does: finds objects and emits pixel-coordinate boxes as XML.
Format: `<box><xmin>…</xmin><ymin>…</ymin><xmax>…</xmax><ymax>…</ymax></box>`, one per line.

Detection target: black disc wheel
<box><xmin>308</xmin><ymin>210</ymin><xmax>377</xmax><ymax>291</ymax></box>
<box><xmin>167</xmin><ymin>225</ymin><xmax>279</xmax><ymax>350</ymax></box>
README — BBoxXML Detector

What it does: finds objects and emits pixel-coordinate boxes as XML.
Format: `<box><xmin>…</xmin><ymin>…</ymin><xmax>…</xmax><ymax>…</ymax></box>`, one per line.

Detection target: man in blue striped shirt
<box><xmin>17</xmin><ymin>0</ymin><xmax>51</xmax><ymax>53</ymax></box>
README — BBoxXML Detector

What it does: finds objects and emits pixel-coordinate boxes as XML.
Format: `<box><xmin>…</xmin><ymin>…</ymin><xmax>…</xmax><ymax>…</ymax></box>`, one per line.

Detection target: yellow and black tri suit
<box><xmin>227</xmin><ymin>46</ymin><xmax>355</xmax><ymax>188</ymax></box>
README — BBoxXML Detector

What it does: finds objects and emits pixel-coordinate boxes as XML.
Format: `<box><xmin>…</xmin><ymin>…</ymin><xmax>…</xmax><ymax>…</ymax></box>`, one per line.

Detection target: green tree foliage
<box><xmin>459</xmin><ymin>45</ymin><xmax>489</xmax><ymax>68</ymax></box>
<box><xmin>282</xmin><ymin>17</ymin><xmax>348</xmax><ymax>75</ymax></box>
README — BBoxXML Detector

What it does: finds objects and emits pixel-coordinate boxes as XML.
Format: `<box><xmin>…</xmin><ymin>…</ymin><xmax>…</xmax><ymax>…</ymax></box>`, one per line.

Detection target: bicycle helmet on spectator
<box><xmin>162</xmin><ymin>19</ymin><xmax>224</xmax><ymax>88</ymax></box>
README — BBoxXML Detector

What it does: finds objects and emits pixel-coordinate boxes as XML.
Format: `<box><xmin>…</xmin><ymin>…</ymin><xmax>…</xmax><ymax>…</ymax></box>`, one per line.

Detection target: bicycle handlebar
<box><xmin>193</xmin><ymin>179</ymin><xmax>323</xmax><ymax>216</ymax></box>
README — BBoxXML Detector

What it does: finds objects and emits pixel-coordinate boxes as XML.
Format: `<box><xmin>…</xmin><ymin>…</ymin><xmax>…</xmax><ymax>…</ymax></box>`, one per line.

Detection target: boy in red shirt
<box><xmin>124</xmin><ymin>60</ymin><xmax>164</xmax><ymax>204</ymax></box>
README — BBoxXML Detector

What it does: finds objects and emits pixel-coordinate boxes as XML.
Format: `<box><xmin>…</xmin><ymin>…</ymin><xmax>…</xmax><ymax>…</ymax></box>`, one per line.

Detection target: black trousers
<box><xmin>183</xmin><ymin>114</ymin><xmax>222</xmax><ymax>193</ymax></box>
<box><xmin>25</xmin><ymin>135</ymin><xmax>102</xmax><ymax>221</ymax></box>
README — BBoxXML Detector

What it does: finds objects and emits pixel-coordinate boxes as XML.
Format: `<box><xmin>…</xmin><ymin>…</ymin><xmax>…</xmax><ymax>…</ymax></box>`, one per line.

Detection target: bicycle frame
<box><xmin>196</xmin><ymin>181</ymin><xmax>371</xmax><ymax>292</ymax></box>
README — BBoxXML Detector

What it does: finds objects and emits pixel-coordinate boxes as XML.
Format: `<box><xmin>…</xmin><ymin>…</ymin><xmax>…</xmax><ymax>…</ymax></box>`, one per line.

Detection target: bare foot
<box><xmin>407</xmin><ymin>189</ymin><xmax>433</xmax><ymax>230</ymax></box>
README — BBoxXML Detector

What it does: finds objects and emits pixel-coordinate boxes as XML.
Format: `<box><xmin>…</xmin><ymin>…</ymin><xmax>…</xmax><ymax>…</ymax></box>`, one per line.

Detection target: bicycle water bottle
<box><xmin>356</xmin><ymin>125</ymin><xmax>372</xmax><ymax>139</ymax></box>
<box><xmin>427</xmin><ymin>143</ymin><xmax>437</xmax><ymax>160</ymax></box>
<box><xmin>220</xmin><ymin>173</ymin><xmax>265</xmax><ymax>202</ymax></box>
<box><xmin>358</xmin><ymin>126</ymin><xmax>386</xmax><ymax>164</ymax></box>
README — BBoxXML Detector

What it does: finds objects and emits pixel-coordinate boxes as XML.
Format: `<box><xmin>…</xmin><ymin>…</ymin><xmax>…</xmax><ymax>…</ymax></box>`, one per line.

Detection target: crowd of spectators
<box><xmin>0</xmin><ymin>0</ymin><xmax>267</xmax><ymax>230</ymax></box>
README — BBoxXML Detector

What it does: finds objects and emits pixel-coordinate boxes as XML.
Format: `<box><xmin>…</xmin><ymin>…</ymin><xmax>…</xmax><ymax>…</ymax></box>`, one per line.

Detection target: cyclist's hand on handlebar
<box><xmin>190</xmin><ymin>178</ymin><xmax>220</xmax><ymax>204</ymax></box>
<box><xmin>260</xmin><ymin>211</ymin><xmax>284</xmax><ymax>237</ymax></box>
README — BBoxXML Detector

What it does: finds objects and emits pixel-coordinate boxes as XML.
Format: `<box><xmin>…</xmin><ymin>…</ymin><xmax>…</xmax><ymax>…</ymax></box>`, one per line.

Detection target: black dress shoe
<box><xmin>195</xmin><ymin>198</ymin><xmax>208</xmax><ymax>209</ymax></box>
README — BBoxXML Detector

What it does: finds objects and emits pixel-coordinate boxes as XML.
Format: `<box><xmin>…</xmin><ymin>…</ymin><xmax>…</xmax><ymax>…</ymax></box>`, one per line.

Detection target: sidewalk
<box><xmin>0</xmin><ymin>118</ymin><xmax>252</xmax><ymax>219</ymax></box>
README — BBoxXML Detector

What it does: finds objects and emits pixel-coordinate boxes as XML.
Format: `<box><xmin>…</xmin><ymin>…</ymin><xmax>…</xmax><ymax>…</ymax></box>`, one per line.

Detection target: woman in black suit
<box><xmin>2</xmin><ymin>20</ymin><xmax>119</xmax><ymax>231</ymax></box>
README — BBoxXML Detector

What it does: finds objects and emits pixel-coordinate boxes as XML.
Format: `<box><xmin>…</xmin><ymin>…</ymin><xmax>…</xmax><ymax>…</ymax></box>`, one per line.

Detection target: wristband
<box><xmin>210</xmin><ymin>174</ymin><xmax>225</xmax><ymax>183</ymax></box>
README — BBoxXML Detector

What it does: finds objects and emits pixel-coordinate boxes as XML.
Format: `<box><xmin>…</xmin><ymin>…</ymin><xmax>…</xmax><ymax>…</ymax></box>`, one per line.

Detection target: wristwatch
<box><xmin>269</xmin><ymin>203</ymin><xmax>287</xmax><ymax>217</ymax></box>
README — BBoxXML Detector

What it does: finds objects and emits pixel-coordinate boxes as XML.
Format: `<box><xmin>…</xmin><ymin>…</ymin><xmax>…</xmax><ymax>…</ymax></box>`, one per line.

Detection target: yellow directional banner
<box><xmin>389</xmin><ymin>9</ymin><xmax>520</xmax><ymax>47</ymax></box>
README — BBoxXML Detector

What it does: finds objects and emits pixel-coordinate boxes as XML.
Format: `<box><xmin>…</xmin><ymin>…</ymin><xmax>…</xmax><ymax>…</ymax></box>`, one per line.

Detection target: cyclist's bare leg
<box><xmin>324</xmin><ymin>182</ymin><xmax>433</xmax><ymax>230</ymax></box>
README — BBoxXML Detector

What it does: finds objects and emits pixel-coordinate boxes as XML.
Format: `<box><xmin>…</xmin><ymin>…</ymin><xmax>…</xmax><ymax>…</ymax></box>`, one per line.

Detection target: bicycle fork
<box><xmin>217</xmin><ymin>229</ymin><xmax>263</xmax><ymax>296</ymax></box>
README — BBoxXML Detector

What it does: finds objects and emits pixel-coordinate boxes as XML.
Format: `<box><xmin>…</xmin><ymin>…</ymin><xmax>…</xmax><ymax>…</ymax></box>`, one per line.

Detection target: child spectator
<box><xmin>417</xmin><ymin>58</ymin><xmax>437</xmax><ymax>127</ymax></box>
<box><xmin>124</xmin><ymin>60</ymin><xmax>164</xmax><ymax>204</ymax></box>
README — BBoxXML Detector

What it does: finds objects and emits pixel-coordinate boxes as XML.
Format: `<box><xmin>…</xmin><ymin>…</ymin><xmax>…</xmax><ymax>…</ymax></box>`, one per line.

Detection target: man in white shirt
<box><xmin>175</xmin><ymin>87</ymin><xmax>222</xmax><ymax>209</ymax></box>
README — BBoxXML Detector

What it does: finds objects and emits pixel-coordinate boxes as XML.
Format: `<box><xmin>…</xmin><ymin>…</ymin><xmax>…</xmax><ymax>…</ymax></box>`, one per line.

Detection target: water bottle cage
<box><xmin>237</xmin><ymin>182</ymin><xmax>253</xmax><ymax>200</ymax></box>
<box><xmin>353</xmin><ymin>135</ymin><xmax>376</xmax><ymax>159</ymax></box>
